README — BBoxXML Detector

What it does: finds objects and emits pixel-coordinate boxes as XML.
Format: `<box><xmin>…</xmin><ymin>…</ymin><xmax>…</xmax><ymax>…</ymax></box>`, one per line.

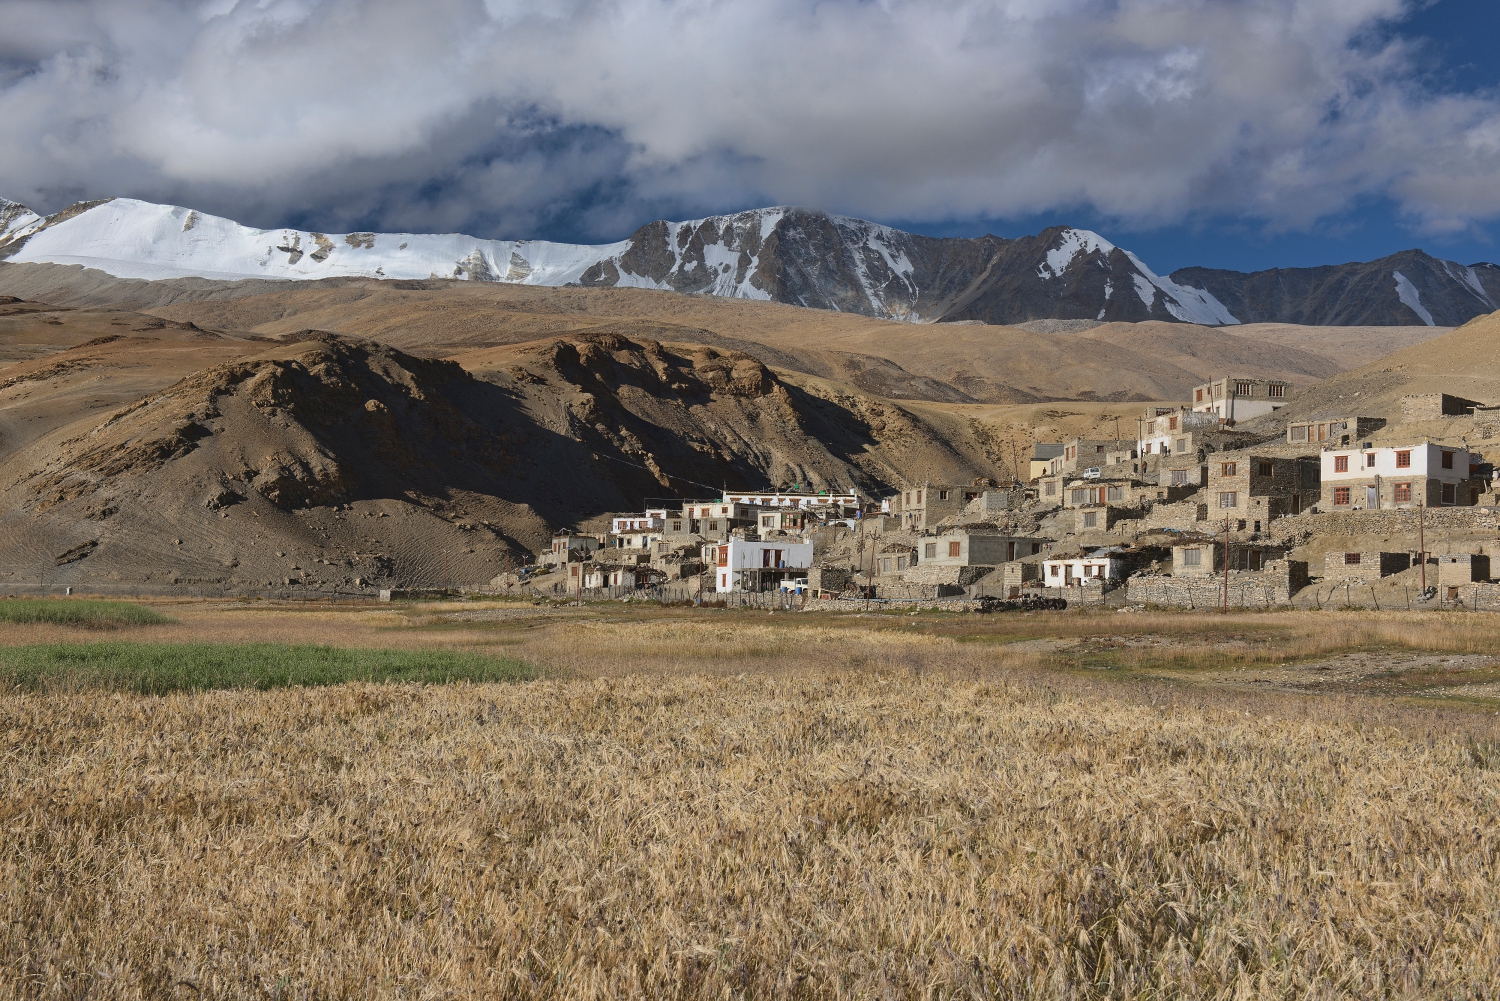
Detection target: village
<box><xmin>496</xmin><ymin>375</ymin><xmax>1500</xmax><ymax>612</ymax></box>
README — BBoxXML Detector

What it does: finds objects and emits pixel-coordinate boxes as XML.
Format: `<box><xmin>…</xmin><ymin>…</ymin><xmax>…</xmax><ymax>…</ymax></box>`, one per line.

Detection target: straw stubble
<box><xmin>4</xmin><ymin>667</ymin><xmax>1498</xmax><ymax>998</ymax></box>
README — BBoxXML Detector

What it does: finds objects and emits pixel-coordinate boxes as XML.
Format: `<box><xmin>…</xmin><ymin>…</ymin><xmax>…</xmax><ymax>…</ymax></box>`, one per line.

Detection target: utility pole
<box><xmin>1222</xmin><ymin>513</ymin><xmax>1230</xmax><ymax>614</ymax></box>
<box><xmin>1419</xmin><ymin>503</ymin><xmax>1426</xmax><ymax>592</ymax></box>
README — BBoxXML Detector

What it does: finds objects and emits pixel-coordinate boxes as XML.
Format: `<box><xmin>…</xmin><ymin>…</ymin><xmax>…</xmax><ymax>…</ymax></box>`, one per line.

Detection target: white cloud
<box><xmin>0</xmin><ymin>0</ymin><xmax>1496</xmax><ymax>240</ymax></box>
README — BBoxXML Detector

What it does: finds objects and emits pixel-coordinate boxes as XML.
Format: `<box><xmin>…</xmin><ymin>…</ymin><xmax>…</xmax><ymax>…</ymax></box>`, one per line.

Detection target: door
<box><xmin>1367</xmin><ymin>485</ymin><xmax>1378</xmax><ymax>509</ymax></box>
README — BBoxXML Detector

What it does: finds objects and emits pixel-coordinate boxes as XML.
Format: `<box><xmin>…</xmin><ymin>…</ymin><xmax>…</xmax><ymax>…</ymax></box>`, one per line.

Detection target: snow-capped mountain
<box><xmin>2</xmin><ymin>195</ymin><xmax>1497</xmax><ymax>326</ymax></box>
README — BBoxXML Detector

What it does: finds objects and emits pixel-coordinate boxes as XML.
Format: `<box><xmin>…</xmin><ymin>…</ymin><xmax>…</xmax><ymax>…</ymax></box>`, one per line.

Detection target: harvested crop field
<box><xmin>4</xmin><ymin>600</ymin><xmax>1500</xmax><ymax>998</ymax></box>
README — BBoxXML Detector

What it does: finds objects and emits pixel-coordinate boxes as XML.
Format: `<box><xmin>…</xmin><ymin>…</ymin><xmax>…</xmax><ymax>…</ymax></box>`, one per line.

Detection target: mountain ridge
<box><xmin>3</xmin><ymin>195</ymin><xmax>1496</xmax><ymax>327</ymax></box>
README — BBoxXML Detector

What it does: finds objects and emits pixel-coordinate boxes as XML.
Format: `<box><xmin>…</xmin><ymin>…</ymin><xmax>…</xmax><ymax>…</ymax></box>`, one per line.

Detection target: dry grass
<box><xmin>5</xmin><ymin>603</ymin><xmax>1500</xmax><ymax>998</ymax></box>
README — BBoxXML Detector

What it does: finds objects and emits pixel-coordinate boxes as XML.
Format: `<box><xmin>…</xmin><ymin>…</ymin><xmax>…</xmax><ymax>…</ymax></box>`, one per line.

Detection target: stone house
<box><xmin>1320</xmin><ymin>443</ymin><xmax>1484</xmax><ymax>510</ymax></box>
<box><xmin>998</xmin><ymin>560</ymin><xmax>1042</xmax><ymax>597</ymax></box>
<box><xmin>1052</xmin><ymin>438</ymin><xmax>1136</xmax><ymax>477</ymax></box>
<box><xmin>546</xmin><ymin>531</ymin><xmax>600</xmax><ymax>565</ymax></box>
<box><xmin>1042</xmin><ymin>546</ymin><xmax>1161</xmax><ymax>586</ymax></box>
<box><xmin>1138</xmin><ymin>408</ymin><xmax>1219</xmax><ymax>459</ymax></box>
<box><xmin>1205</xmin><ymin>455</ymin><xmax>1321</xmax><ymax>530</ymax></box>
<box><xmin>1400</xmin><ymin>394</ymin><xmax>1487</xmax><ymax>421</ymax></box>
<box><xmin>892</xmin><ymin>482</ymin><xmax>981</xmax><ymax>531</ymax></box>
<box><xmin>1190</xmin><ymin>376</ymin><xmax>1291</xmax><ymax>421</ymax></box>
<box><xmin>1029</xmin><ymin>444</ymin><xmax>1065</xmax><ymax>481</ymax></box>
<box><xmin>920</xmin><ymin>531</ymin><xmax>1045</xmax><ymax>566</ymax></box>
<box><xmin>1437</xmin><ymin>553</ymin><xmax>1491</xmax><ymax>593</ymax></box>
<box><xmin>679</xmin><ymin>501</ymin><xmax>763</xmax><ymax>538</ymax></box>
<box><xmin>874</xmin><ymin>543</ymin><xmax>917</xmax><ymax>577</ymax></box>
<box><xmin>1286</xmin><ymin>416</ymin><xmax>1383</xmax><ymax>447</ymax></box>
<box><xmin>1171</xmin><ymin>539</ymin><xmax>1289</xmax><ymax>576</ymax></box>
<box><xmin>1322</xmin><ymin>551</ymin><xmax>1411</xmax><ymax>581</ymax></box>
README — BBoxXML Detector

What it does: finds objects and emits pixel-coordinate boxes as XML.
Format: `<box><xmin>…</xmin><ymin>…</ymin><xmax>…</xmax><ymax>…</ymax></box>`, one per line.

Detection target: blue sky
<box><xmin>2</xmin><ymin>0</ymin><xmax>1498</xmax><ymax>276</ymax></box>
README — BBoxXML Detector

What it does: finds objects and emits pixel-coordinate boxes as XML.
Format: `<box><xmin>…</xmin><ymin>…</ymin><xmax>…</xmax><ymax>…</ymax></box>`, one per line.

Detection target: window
<box><xmin>939</xmin><ymin>490</ymin><xmax>950</xmax><ymax>500</ymax></box>
<box><xmin>880</xmin><ymin>558</ymin><xmax>891</xmax><ymax>574</ymax></box>
<box><xmin>1258</xmin><ymin>462</ymin><xmax>1273</xmax><ymax>476</ymax></box>
<box><xmin>1195</xmin><ymin>388</ymin><xmax>1204</xmax><ymax>402</ymax></box>
<box><xmin>916</xmin><ymin>491</ymin><xmax>923</xmax><ymax>504</ymax></box>
<box><xmin>1269</xmin><ymin>384</ymin><xmax>1286</xmax><ymax>398</ymax></box>
<box><xmin>672</xmin><ymin>521</ymin><xmax>681</xmax><ymax>532</ymax></box>
<box><xmin>1176</xmin><ymin>438</ymin><xmax>1188</xmax><ymax>453</ymax></box>
<box><xmin>1071</xmin><ymin>489</ymin><xmax>1087</xmax><ymax>504</ymax></box>
<box><xmin>1106</xmin><ymin>485</ymin><xmax>1123</xmax><ymax>502</ymax></box>
<box><xmin>1096</xmin><ymin>445</ymin><xmax>1106</xmax><ymax>453</ymax></box>
<box><xmin>1334</xmin><ymin>455</ymin><xmax>1349</xmax><ymax>473</ymax></box>
<box><xmin>1219</xmin><ymin>491</ymin><xmax>1238</xmax><ymax>508</ymax></box>
<box><xmin>1396</xmin><ymin>450</ymin><xmax>1411</xmax><ymax>468</ymax></box>
<box><xmin>1393</xmin><ymin>482</ymin><xmax>1412</xmax><ymax>503</ymax></box>
<box><xmin>1442</xmin><ymin>482</ymin><xmax>1456</xmax><ymax>504</ymax></box>
<box><xmin>1235</xmin><ymin>381</ymin><xmax>1253</xmax><ymax>396</ymax></box>
<box><xmin>1169</xmin><ymin>416</ymin><xmax>1178</xmax><ymax>430</ymax></box>
<box><xmin>1172</xmin><ymin>469</ymin><xmax>1190</xmax><ymax>486</ymax></box>
<box><xmin>1344</xmin><ymin>553</ymin><xmax>1361</xmax><ymax>565</ymax></box>
<box><xmin>948</xmin><ymin>541</ymin><xmax>961</xmax><ymax>557</ymax></box>
<box><xmin>1222</xmin><ymin>462</ymin><xmax>1237</xmax><ymax>477</ymax></box>
<box><xmin>1213</xmin><ymin>382</ymin><xmax>1224</xmax><ymax>398</ymax></box>
<box><xmin>924</xmin><ymin>543</ymin><xmax>937</xmax><ymax>558</ymax></box>
<box><xmin>1334</xmin><ymin>487</ymin><xmax>1351</xmax><ymax>505</ymax></box>
<box><xmin>1182</xmin><ymin>549</ymin><xmax>1202</xmax><ymax>567</ymax></box>
<box><xmin>717</xmin><ymin>548</ymin><xmax>728</xmax><ymax>567</ymax></box>
<box><xmin>904</xmin><ymin>492</ymin><xmax>911</xmax><ymax>505</ymax></box>
<box><xmin>1050</xmin><ymin>565</ymin><xmax>1060</xmax><ymax>577</ymax></box>
<box><xmin>1083</xmin><ymin>512</ymin><xmax>1098</xmax><ymax>528</ymax></box>
<box><xmin>1366</xmin><ymin>453</ymin><xmax>1376</xmax><ymax>468</ymax></box>
<box><xmin>1291</xmin><ymin>425</ymin><xmax>1308</xmax><ymax>442</ymax></box>
<box><xmin>1442</xmin><ymin>451</ymin><xmax>1455</xmax><ymax>470</ymax></box>
<box><xmin>1045</xmin><ymin>482</ymin><xmax>1057</xmax><ymax>496</ymax></box>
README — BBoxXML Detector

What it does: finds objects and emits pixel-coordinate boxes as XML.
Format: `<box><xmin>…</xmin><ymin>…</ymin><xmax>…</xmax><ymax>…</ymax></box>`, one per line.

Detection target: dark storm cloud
<box><xmin>1</xmin><ymin>0</ymin><xmax>1497</xmax><ymax>240</ymax></box>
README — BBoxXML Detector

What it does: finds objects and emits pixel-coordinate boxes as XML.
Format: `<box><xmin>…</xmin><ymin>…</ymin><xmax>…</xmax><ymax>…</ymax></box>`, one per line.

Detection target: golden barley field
<box><xmin>4</xmin><ymin>600</ymin><xmax>1500</xmax><ymax>999</ymax></box>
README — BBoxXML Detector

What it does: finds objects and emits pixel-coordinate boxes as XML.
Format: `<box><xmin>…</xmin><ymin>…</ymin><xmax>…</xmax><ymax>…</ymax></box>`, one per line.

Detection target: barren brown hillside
<box><xmin>0</xmin><ymin>262</ymin><xmax>1443</xmax><ymax>403</ymax></box>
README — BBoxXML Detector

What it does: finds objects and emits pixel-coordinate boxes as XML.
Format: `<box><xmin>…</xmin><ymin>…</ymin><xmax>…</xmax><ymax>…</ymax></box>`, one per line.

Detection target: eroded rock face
<box><xmin>251</xmin><ymin>456</ymin><xmax>348</xmax><ymax>509</ymax></box>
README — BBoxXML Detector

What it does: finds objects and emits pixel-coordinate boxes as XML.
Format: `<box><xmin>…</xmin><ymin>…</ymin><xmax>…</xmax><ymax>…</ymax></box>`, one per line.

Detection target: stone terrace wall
<box><xmin>901</xmin><ymin>564</ymin><xmax>993</xmax><ymax>586</ymax></box>
<box><xmin>1269</xmin><ymin>507</ymin><xmax>1500</xmax><ymax>543</ymax></box>
<box><xmin>1126</xmin><ymin>560</ymin><xmax>1307</xmax><ymax>608</ymax></box>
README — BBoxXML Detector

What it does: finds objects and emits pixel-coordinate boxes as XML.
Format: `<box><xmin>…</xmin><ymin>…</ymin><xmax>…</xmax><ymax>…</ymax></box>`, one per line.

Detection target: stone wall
<box><xmin>901</xmin><ymin>563</ymin><xmax>993</xmax><ymax>586</ymax></box>
<box><xmin>875</xmin><ymin>582</ymin><xmax>965</xmax><ymax>600</ymax></box>
<box><xmin>1125</xmin><ymin>560</ymin><xmax>1307</xmax><ymax>608</ymax></box>
<box><xmin>1268</xmin><ymin>506</ymin><xmax>1500</xmax><ymax>543</ymax></box>
<box><xmin>1322</xmin><ymin>551</ymin><xmax>1410</xmax><ymax>581</ymax></box>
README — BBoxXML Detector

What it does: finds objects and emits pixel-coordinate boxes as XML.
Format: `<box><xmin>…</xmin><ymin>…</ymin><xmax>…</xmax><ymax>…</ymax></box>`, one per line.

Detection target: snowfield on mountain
<box><xmin>2</xmin><ymin>196</ymin><xmax>1496</xmax><ymax>327</ymax></box>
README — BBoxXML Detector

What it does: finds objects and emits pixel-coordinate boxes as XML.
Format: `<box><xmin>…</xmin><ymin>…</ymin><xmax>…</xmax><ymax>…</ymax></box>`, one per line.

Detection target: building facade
<box><xmin>1190</xmin><ymin>376</ymin><xmax>1291</xmax><ymax>421</ymax></box>
<box><xmin>1204</xmin><ymin>455</ymin><xmax>1321</xmax><ymax>528</ymax></box>
<box><xmin>710</xmin><ymin>537</ymin><xmax>815</xmax><ymax>592</ymax></box>
<box><xmin>1320</xmin><ymin>443</ymin><xmax>1483</xmax><ymax>509</ymax></box>
<box><xmin>921</xmin><ymin>532</ymin><xmax>1046</xmax><ymax>566</ymax></box>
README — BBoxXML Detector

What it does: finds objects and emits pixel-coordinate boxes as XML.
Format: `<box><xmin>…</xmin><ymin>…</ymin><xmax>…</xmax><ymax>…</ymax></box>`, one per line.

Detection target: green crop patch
<box><xmin>0</xmin><ymin>642</ymin><xmax>535</xmax><ymax>694</ymax></box>
<box><xmin>0</xmin><ymin>599</ymin><xmax>172</xmax><ymax>628</ymax></box>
